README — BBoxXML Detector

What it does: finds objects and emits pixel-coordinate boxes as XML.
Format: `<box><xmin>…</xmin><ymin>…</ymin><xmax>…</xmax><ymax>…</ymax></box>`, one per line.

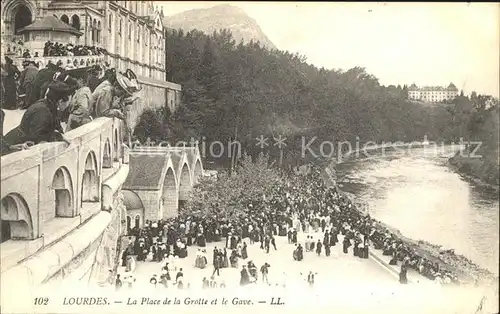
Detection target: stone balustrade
<box><xmin>0</xmin><ymin>117</ymin><xmax>128</xmax><ymax>286</ymax></box>
<box><xmin>11</xmin><ymin>54</ymin><xmax>106</xmax><ymax>70</ymax></box>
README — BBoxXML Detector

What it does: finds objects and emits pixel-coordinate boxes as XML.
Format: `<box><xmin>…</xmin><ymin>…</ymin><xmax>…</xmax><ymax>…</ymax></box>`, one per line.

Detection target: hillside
<box><xmin>449</xmin><ymin>104</ymin><xmax>500</xmax><ymax>188</ymax></box>
<box><xmin>136</xmin><ymin>28</ymin><xmax>468</xmax><ymax>168</ymax></box>
<box><xmin>163</xmin><ymin>4</ymin><xmax>277</xmax><ymax>50</ymax></box>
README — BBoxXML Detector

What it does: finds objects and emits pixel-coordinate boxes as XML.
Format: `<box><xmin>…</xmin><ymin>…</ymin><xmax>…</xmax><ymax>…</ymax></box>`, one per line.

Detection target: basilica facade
<box><xmin>2</xmin><ymin>0</ymin><xmax>166</xmax><ymax>79</ymax></box>
<box><xmin>1</xmin><ymin>0</ymin><xmax>181</xmax><ymax>118</ymax></box>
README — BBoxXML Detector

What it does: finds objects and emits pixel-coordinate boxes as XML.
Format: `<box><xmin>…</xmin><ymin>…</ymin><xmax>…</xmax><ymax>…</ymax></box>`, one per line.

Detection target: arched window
<box><xmin>103</xmin><ymin>139</ymin><xmax>112</xmax><ymax>168</ymax></box>
<box><xmin>61</xmin><ymin>14</ymin><xmax>69</xmax><ymax>24</ymax></box>
<box><xmin>52</xmin><ymin>167</ymin><xmax>74</xmax><ymax>217</ymax></box>
<box><xmin>134</xmin><ymin>215</ymin><xmax>140</xmax><ymax>229</ymax></box>
<box><xmin>71</xmin><ymin>14</ymin><xmax>80</xmax><ymax>30</ymax></box>
<box><xmin>14</xmin><ymin>5</ymin><xmax>32</xmax><ymax>34</ymax></box>
<box><xmin>161</xmin><ymin>167</ymin><xmax>178</xmax><ymax>218</ymax></box>
<box><xmin>1</xmin><ymin>194</ymin><xmax>34</xmax><ymax>242</ymax></box>
<box><xmin>108</xmin><ymin>13</ymin><xmax>112</xmax><ymax>31</ymax></box>
<box><xmin>92</xmin><ymin>19</ymin><xmax>96</xmax><ymax>42</ymax></box>
<box><xmin>81</xmin><ymin>152</ymin><xmax>99</xmax><ymax>203</ymax></box>
<box><xmin>97</xmin><ymin>21</ymin><xmax>101</xmax><ymax>43</ymax></box>
<box><xmin>119</xmin><ymin>17</ymin><xmax>122</xmax><ymax>35</ymax></box>
<box><xmin>128</xmin><ymin>21</ymin><xmax>132</xmax><ymax>39</ymax></box>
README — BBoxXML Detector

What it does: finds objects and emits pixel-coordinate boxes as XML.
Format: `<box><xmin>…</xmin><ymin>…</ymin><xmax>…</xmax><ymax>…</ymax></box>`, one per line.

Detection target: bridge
<box><xmin>0</xmin><ymin>116</ymin><xmax>204</xmax><ymax>306</ymax></box>
<box><xmin>122</xmin><ymin>146</ymin><xmax>204</xmax><ymax>230</ymax></box>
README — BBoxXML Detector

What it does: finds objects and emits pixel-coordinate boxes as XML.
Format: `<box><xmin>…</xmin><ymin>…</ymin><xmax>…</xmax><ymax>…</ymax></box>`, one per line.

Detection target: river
<box><xmin>335</xmin><ymin>145</ymin><xmax>499</xmax><ymax>274</ymax></box>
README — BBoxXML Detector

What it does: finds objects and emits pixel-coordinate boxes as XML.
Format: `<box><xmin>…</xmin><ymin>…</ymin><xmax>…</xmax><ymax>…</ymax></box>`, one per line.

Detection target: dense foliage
<box><xmin>183</xmin><ymin>153</ymin><xmax>283</xmax><ymax>219</ymax></box>
<box><xmin>134</xmin><ymin>28</ymin><xmax>497</xmax><ymax>168</ymax></box>
<box><xmin>448</xmin><ymin>94</ymin><xmax>499</xmax><ymax>185</ymax></box>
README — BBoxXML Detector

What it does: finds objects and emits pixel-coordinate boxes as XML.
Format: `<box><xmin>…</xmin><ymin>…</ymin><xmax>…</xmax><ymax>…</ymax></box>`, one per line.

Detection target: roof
<box><xmin>18</xmin><ymin>16</ymin><xmax>83</xmax><ymax>36</ymax></box>
<box><xmin>408</xmin><ymin>83</ymin><xmax>419</xmax><ymax>91</ymax></box>
<box><xmin>123</xmin><ymin>154</ymin><xmax>168</xmax><ymax>190</ymax></box>
<box><xmin>408</xmin><ymin>83</ymin><xmax>459</xmax><ymax>92</ymax></box>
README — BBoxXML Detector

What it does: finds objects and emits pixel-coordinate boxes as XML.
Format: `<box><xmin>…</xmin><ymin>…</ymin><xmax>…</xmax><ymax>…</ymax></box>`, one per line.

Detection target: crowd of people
<box><xmin>43</xmin><ymin>41</ymin><xmax>107</xmax><ymax>57</ymax></box>
<box><xmin>116</xmin><ymin>166</ymin><xmax>459</xmax><ymax>291</ymax></box>
<box><xmin>0</xmin><ymin>54</ymin><xmax>141</xmax><ymax>156</ymax></box>
<box><xmin>0</xmin><ymin>39</ymin><xmax>108</xmax><ymax>109</ymax></box>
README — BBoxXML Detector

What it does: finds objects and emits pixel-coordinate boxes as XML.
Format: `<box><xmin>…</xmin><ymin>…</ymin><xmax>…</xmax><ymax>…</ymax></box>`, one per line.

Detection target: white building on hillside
<box><xmin>408</xmin><ymin>83</ymin><xmax>458</xmax><ymax>103</ymax></box>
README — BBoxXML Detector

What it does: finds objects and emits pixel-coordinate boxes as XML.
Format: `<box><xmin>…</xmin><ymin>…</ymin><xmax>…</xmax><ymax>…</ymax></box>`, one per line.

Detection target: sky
<box><xmin>159</xmin><ymin>2</ymin><xmax>499</xmax><ymax>97</ymax></box>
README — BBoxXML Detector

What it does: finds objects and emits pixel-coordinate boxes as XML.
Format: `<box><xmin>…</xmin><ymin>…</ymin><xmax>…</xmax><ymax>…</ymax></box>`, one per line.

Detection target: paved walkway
<box><xmin>118</xmin><ymin>231</ymin><xmax>397</xmax><ymax>290</ymax></box>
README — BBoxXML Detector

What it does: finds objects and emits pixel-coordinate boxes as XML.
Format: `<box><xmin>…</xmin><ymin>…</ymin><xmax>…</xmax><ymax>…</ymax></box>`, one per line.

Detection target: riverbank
<box><xmin>316</xmin><ymin>158</ymin><xmax>498</xmax><ymax>288</ymax></box>
<box><xmin>449</xmin><ymin>153</ymin><xmax>499</xmax><ymax>194</ymax></box>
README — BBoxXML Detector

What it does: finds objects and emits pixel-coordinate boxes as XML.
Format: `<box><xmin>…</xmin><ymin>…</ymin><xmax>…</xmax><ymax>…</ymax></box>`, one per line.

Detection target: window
<box><xmin>119</xmin><ymin>18</ymin><xmax>122</xmax><ymax>35</ymax></box>
<box><xmin>97</xmin><ymin>21</ymin><xmax>101</xmax><ymax>43</ymax></box>
<box><xmin>108</xmin><ymin>13</ymin><xmax>112</xmax><ymax>31</ymax></box>
<box><xmin>71</xmin><ymin>15</ymin><xmax>80</xmax><ymax>30</ymax></box>
<box><xmin>91</xmin><ymin>19</ymin><xmax>96</xmax><ymax>42</ymax></box>
<box><xmin>129</xmin><ymin>22</ymin><xmax>132</xmax><ymax>40</ymax></box>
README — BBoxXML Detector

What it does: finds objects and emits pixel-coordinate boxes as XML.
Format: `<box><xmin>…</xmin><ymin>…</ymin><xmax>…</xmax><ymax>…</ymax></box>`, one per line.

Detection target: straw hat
<box><xmin>116</xmin><ymin>69</ymin><xmax>141</xmax><ymax>96</ymax></box>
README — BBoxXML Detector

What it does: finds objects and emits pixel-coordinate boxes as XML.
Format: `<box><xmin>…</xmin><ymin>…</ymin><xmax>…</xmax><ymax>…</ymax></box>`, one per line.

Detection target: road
<box><xmin>118</xmin><ymin>231</ymin><xmax>397</xmax><ymax>290</ymax></box>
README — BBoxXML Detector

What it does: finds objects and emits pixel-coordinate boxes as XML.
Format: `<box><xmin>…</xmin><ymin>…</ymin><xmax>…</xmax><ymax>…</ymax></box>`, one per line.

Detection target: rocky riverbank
<box><xmin>449</xmin><ymin>152</ymin><xmax>499</xmax><ymax>193</ymax></box>
<box><xmin>317</xmin><ymin>158</ymin><xmax>498</xmax><ymax>288</ymax></box>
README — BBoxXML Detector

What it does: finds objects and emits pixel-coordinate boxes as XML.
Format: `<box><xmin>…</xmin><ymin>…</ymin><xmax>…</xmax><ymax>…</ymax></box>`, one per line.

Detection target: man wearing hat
<box><xmin>18</xmin><ymin>60</ymin><xmax>38</xmax><ymax>108</ymax></box>
<box><xmin>23</xmin><ymin>61</ymin><xmax>60</xmax><ymax>108</ymax></box>
<box><xmin>87</xmin><ymin>65</ymin><xmax>102</xmax><ymax>92</ymax></box>
<box><xmin>90</xmin><ymin>69</ymin><xmax>141</xmax><ymax>142</ymax></box>
<box><xmin>2</xmin><ymin>56</ymin><xmax>20</xmax><ymax>109</ymax></box>
<box><xmin>65</xmin><ymin>76</ymin><xmax>92</xmax><ymax>131</ymax></box>
<box><xmin>4</xmin><ymin>80</ymin><xmax>76</xmax><ymax>146</ymax></box>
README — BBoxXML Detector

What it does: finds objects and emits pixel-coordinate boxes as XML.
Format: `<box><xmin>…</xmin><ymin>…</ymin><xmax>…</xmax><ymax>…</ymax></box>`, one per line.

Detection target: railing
<box><xmin>0</xmin><ymin>117</ymin><xmax>127</xmax><ymax>273</ymax></box>
<box><xmin>11</xmin><ymin>55</ymin><xmax>106</xmax><ymax>70</ymax></box>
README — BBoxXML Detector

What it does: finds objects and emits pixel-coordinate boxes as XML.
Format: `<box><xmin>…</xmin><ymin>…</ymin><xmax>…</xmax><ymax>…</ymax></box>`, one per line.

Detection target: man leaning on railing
<box><xmin>90</xmin><ymin>68</ymin><xmax>141</xmax><ymax>143</ymax></box>
<box><xmin>2</xmin><ymin>80</ymin><xmax>75</xmax><ymax>155</ymax></box>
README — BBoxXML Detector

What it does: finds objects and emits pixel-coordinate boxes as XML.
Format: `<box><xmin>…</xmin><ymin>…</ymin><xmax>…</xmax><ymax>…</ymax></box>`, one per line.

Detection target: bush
<box><xmin>182</xmin><ymin>152</ymin><xmax>282</xmax><ymax>220</ymax></box>
<box><xmin>134</xmin><ymin>106</ymin><xmax>172</xmax><ymax>143</ymax></box>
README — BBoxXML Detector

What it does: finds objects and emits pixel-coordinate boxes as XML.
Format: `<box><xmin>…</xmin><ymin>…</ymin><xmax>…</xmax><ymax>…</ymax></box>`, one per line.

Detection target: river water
<box><xmin>335</xmin><ymin>145</ymin><xmax>499</xmax><ymax>274</ymax></box>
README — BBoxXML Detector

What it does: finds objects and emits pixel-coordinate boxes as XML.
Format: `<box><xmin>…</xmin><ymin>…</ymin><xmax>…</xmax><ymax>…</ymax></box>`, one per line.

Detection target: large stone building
<box><xmin>1</xmin><ymin>0</ymin><xmax>182</xmax><ymax>120</ymax></box>
<box><xmin>408</xmin><ymin>83</ymin><xmax>459</xmax><ymax>103</ymax></box>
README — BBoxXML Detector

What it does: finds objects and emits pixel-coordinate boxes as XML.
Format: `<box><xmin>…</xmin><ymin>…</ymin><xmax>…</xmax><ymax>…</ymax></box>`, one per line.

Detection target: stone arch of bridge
<box><xmin>0</xmin><ymin>193</ymin><xmax>33</xmax><ymax>243</ymax></box>
<box><xmin>160</xmin><ymin>166</ymin><xmax>178</xmax><ymax>219</ymax></box>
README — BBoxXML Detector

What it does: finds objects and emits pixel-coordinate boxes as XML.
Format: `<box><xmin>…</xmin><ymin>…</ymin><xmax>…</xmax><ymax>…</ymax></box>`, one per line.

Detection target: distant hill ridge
<box><xmin>163</xmin><ymin>4</ymin><xmax>277</xmax><ymax>49</ymax></box>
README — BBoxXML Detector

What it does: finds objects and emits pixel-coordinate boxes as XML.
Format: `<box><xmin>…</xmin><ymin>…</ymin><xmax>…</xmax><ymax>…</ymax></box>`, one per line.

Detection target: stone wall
<box><xmin>0</xmin><ymin>117</ymin><xmax>129</xmax><ymax>311</ymax></box>
<box><xmin>125</xmin><ymin>77</ymin><xmax>181</xmax><ymax>131</ymax></box>
<box><xmin>88</xmin><ymin>190</ymin><xmax>127</xmax><ymax>286</ymax></box>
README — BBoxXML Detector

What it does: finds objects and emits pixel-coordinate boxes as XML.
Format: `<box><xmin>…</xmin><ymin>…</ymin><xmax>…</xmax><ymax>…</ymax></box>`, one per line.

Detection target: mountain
<box><xmin>163</xmin><ymin>4</ymin><xmax>277</xmax><ymax>50</ymax></box>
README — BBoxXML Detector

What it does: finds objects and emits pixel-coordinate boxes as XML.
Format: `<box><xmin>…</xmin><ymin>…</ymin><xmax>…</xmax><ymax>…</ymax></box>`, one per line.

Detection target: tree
<box><xmin>183</xmin><ymin>153</ymin><xmax>282</xmax><ymax>219</ymax></box>
<box><xmin>151</xmin><ymin>27</ymin><xmax>473</xmax><ymax>166</ymax></box>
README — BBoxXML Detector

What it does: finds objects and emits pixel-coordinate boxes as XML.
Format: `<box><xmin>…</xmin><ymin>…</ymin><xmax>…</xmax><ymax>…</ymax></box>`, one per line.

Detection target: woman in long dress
<box><xmin>200</xmin><ymin>250</ymin><xmax>207</xmax><ymax>269</ymax></box>
<box><xmin>2</xmin><ymin>57</ymin><xmax>20</xmax><ymax>109</ymax></box>
<box><xmin>399</xmin><ymin>262</ymin><xmax>408</xmax><ymax>284</ymax></box>
<box><xmin>342</xmin><ymin>236</ymin><xmax>350</xmax><ymax>254</ymax></box>
<box><xmin>125</xmin><ymin>256</ymin><xmax>132</xmax><ymax>272</ymax></box>
<box><xmin>362</xmin><ymin>237</ymin><xmax>370</xmax><ymax>259</ymax></box>
<box><xmin>195</xmin><ymin>249</ymin><xmax>201</xmax><ymax>268</ymax></box>
<box><xmin>241</xmin><ymin>242</ymin><xmax>248</xmax><ymax>260</ymax></box>
<box><xmin>230</xmin><ymin>249</ymin><xmax>239</xmax><ymax>268</ymax></box>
